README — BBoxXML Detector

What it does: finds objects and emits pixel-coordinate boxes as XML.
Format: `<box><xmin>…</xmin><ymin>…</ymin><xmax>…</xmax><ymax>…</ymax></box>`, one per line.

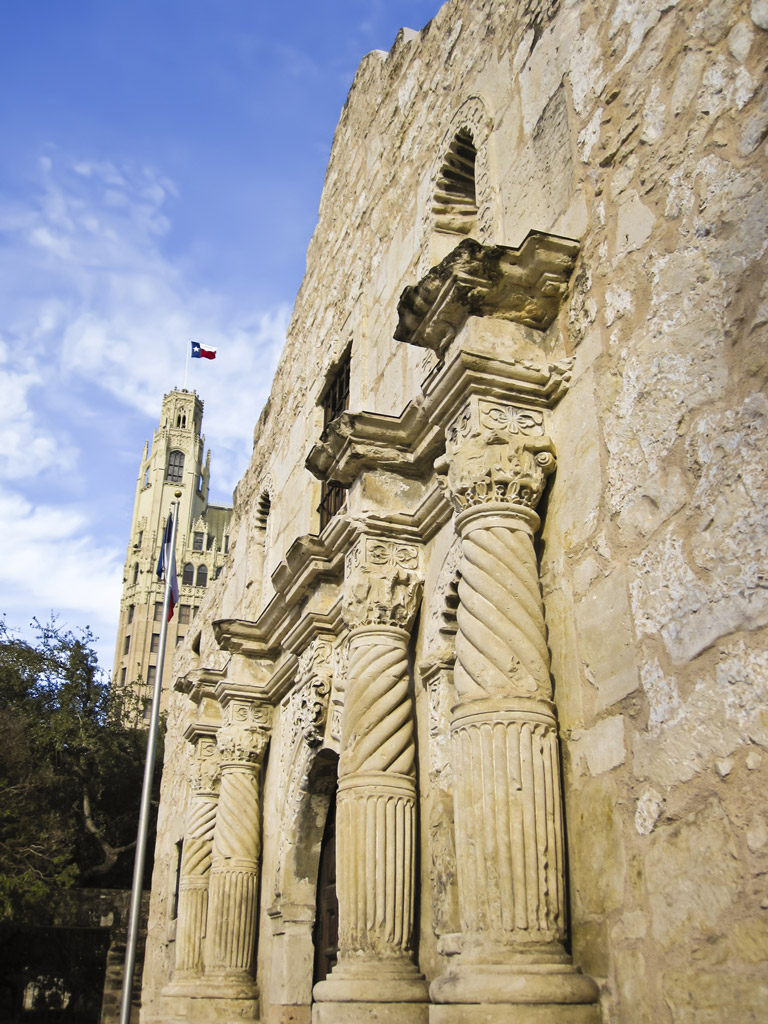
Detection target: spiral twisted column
<box><xmin>431</xmin><ymin>396</ymin><xmax>599</xmax><ymax>1019</ymax></box>
<box><xmin>313</xmin><ymin>535</ymin><xmax>427</xmax><ymax>1014</ymax></box>
<box><xmin>203</xmin><ymin>698</ymin><xmax>270</xmax><ymax>1008</ymax></box>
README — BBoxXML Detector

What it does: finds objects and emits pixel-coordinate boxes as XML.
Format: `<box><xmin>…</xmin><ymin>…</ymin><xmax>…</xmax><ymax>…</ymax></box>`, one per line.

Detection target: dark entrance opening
<box><xmin>312</xmin><ymin>785</ymin><xmax>338</xmax><ymax>985</ymax></box>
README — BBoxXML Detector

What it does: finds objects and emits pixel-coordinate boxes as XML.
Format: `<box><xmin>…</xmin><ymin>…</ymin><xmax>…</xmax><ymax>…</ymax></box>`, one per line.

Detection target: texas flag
<box><xmin>156</xmin><ymin>515</ymin><xmax>179</xmax><ymax>621</ymax></box>
<box><xmin>190</xmin><ymin>340</ymin><xmax>217</xmax><ymax>360</ymax></box>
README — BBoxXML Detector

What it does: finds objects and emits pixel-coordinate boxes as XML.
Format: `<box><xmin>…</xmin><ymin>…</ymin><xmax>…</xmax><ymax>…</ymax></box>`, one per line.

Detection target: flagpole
<box><xmin>183</xmin><ymin>340</ymin><xmax>190</xmax><ymax>390</ymax></box>
<box><xmin>119</xmin><ymin>495</ymin><xmax>181</xmax><ymax>1024</ymax></box>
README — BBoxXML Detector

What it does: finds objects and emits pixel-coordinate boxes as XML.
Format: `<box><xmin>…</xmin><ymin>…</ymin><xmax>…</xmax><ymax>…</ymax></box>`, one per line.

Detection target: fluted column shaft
<box><xmin>205</xmin><ymin>762</ymin><xmax>261</xmax><ymax>975</ymax></box>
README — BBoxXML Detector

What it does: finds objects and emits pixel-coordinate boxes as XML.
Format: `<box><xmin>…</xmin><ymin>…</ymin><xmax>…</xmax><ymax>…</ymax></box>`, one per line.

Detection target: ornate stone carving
<box><xmin>272</xmin><ymin>635</ymin><xmax>335</xmax><ymax>902</ymax></box>
<box><xmin>343</xmin><ymin>536</ymin><xmax>422</xmax><ymax>630</ymax></box>
<box><xmin>202</xmin><ymin>696</ymin><xmax>271</xmax><ymax>991</ymax></box>
<box><xmin>396</xmin><ymin>234</ymin><xmax>581</xmax><ymax>355</ymax></box>
<box><xmin>295</xmin><ymin>638</ymin><xmax>333</xmax><ymax>746</ymax></box>
<box><xmin>438</xmin><ymin>396</ymin><xmax>556</xmax><ymax>515</ymax></box>
<box><xmin>216</xmin><ymin>699</ymin><xmax>270</xmax><ymax>766</ymax></box>
<box><xmin>172</xmin><ymin>729</ymin><xmax>220</xmax><ymax>981</ymax></box>
<box><xmin>431</xmin><ymin>409</ymin><xmax>598</xmax><ymax>1013</ymax></box>
<box><xmin>189</xmin><ymin>735</ymin><xmax>220</xmax><ymax>794</ymax></box>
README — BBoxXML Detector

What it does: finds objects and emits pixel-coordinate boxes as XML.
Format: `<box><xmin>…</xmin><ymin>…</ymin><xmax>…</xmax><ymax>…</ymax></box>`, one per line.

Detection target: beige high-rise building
<box><xmin>138</xmin><ymin>2</ymin><xmax>768</xmax><ymax>1022</ymax></box>
<box><xmin>112</xmin><ymin>389</ymin><xmax>232</xmax><ymax>720</ymax></box>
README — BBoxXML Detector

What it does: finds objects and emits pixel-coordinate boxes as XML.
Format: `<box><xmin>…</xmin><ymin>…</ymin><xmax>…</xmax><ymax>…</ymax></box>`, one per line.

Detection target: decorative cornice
<box><xmin>305</xmin><ymin>402</ymin><xmax>441</xmax><ymax>485</ymax></box>
<box><xmin>395</xmin><ymin>232</ymin><xmax>580</xmax><ymax>355</ymax></box>
<box><xmin>175</xmin><ymin>666</ymin><xmax>228</xmax><ymax>705</ymax></box>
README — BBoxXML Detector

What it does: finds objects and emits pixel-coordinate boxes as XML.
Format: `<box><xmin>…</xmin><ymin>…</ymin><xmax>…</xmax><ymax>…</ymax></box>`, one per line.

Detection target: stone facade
<box><xmin>112</xmin><ymin>389</ymin><xmax>232</xmax><ymax>719</ymax></box>
<box><xmin>140</xmin><ymin>2</ymin><xmax>768</xmax><ymax>1022</ymax></box>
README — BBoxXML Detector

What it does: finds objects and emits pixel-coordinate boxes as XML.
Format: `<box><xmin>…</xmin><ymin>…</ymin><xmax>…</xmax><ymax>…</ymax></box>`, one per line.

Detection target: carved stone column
<box><xmin>166</xmin><ymin>725</ymin><xmax>220</xmax><ymax>994</ymax></box>
<box><xmin>313</xmin><ymin>535</ymin><xmax>428</xmax><ymax>1023</ymax></box>
<box><xmin>202</xmin><ymin>695</ymin><xmax>270</xmax><ymax>1015</ymax></box>
<box><xmin>430</xmin><ymin>396</ymin><xmax>599</xmax><ymax>1023</ymax></box>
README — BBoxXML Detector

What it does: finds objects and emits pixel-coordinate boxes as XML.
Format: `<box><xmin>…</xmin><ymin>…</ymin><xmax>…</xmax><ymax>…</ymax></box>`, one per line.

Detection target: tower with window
<box><xmin>111</xmin><ymin>389</ymin><xmax>233</xmax><ymax>720</ymax></box>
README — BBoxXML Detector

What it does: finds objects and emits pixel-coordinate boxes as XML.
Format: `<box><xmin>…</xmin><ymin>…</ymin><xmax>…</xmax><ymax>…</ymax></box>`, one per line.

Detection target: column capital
<box><xmin>215</xmin><ymin>696</ymin><xmax>271</xmax><ymax>767</ymax></box>
<box><xmin>184</xmin><ymin>725</ymin><xmax>221</xmax><ymax>794</ymax></box>
<box><xmin>437</xmin><ymin>395</ymin><xmax>556</xmax><ymax>518</ymax></box>
<box><xmin>342</xmin><ymin>534</ymin><xmax>423</xmax><ymax>631</ymax></box>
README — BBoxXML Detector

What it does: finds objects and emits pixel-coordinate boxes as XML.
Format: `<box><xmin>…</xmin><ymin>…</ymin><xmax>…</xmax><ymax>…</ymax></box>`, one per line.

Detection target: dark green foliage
<box><xmin>0</xmin><ymin>619</ymin><xmax>160</xmax><ymax>920</ymax></box>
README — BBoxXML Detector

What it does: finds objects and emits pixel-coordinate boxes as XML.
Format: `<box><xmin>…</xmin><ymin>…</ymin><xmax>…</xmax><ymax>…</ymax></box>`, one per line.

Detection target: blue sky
<box><xmin>0</xmin><ymin>0</ymin><xmax>443</xmax><ymax>669</ymax></box>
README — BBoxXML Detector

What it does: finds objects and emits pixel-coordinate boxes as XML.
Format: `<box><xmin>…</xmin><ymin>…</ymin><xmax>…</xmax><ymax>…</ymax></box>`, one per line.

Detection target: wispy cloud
<box><xmin>0</xmin><ymin>151</ymin><xmax>290</xmax><ymax>661</ymax></box>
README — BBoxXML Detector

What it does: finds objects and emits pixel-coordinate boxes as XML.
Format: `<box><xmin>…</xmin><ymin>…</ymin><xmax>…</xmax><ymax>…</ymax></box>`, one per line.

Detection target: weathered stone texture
<box><xmin>138</xmin><ymin>2</ymin><xmax>768</xmax><ymax>1022</ymax></box>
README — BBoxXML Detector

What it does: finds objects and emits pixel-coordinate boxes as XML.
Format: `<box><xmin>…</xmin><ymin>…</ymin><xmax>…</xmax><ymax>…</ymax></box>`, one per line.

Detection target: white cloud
<box><xmin>0</xmin><ymin>151</ymin><xmax>292</xmax><ymax>664</ymax></box>
<box><xmin>0</xmin><ymin>487</ymin><xmax>124</xmax><ymax>669</ymax></box>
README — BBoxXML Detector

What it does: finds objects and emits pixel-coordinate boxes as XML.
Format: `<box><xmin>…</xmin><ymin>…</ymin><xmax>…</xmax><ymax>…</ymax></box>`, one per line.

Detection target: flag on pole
<box><xmin>190</xmin><ymin>340</ymin><xmax>217</xmax><ymax>360</ymax></box>
<box><xmin>156</xmin><ymin>516</ymin><xmax>179</xmax><ymax>620</ymax></box>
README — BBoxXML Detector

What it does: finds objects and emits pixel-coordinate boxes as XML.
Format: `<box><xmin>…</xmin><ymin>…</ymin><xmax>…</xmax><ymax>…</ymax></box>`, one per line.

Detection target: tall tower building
<box><xmin>112</xmin><ymin>389</ymin><xmax>232</xmax><ymax>720</ymax></box>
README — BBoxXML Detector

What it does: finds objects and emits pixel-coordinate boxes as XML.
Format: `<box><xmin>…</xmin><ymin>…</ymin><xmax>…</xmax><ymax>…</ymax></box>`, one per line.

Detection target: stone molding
<box><xmin>396</xmin><ymin>232</ymin><xmax>580</xmax><ymax>355</ymax></box>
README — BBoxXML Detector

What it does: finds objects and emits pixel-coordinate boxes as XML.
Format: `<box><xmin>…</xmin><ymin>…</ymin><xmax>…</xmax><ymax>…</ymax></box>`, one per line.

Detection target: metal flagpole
<box><xmin>183</xmin><ymin>340</ymin><xmax>190</xmax><ymax>390</ymax></box>
<box><xmin>118</xmin><ymin>496</ymin><xmax>181</xmax><ymax>1024</ymax></box>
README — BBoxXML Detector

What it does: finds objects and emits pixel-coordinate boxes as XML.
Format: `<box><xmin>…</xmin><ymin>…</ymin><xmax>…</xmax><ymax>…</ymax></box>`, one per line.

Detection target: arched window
<box><xmin>182</xmin><ymin>562</ymin><xmax>194</xmax><ymax>586</ymax></box>
<box><xmin>132</xmin><ymin>562</ymin><xmax>139</xmax><ymax>584</ymax></box>
<box><xmin>433</xmin><ymin>129</ymin><xmax>478</xmax><ymax>237</ymax></box>
<box><xmin>167</xmin><ymin>450</ymin><xmax>185</xmax><ymax>483</ymax></box>
<box><xmin>256</xmin><ymin>492</ymin><xmax>271</xmax><ymax>532</ymax></box>
<box><xmin>176</xmin><ymin>412</ymin><xmax>186</xmax><ymax>428</ymax></box>
<box><xmin>196</xmin><ymin>564</ymin><xmax>208</xmax><ymax>588</ymax></box>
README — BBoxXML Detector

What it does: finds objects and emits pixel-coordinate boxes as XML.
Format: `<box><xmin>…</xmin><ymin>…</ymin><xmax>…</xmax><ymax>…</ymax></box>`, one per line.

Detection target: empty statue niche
<box><xmin>310</xmin><ymin>752</ymin><xmax>339</xmax><ymax>988</ymax></box>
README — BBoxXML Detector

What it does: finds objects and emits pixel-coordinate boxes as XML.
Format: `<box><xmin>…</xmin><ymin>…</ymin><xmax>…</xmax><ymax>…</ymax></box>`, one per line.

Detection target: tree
<box><xmin>0</xmin><ymin>619</ymin><xmax>160</xmax><ymax>920</ymax></box>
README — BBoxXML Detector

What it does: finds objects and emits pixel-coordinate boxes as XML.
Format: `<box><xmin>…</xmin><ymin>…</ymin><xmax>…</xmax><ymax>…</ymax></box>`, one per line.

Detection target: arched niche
<box><xmin>265</xmin><ymin>744</ymin><xmax>338</xmax><ymax>1018</ymax></box>
<box><xmin>422</xmin><ymin>94</ymin><xmax>498</xmax><ymax>269</ymax></box>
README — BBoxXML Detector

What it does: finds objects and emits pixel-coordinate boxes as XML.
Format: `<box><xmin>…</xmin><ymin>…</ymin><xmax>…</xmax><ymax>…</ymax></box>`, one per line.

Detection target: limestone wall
<box><xmin>141</xmin><ymin>1</ymin><xmax>768</xmax><ymax>1022</ymax></box>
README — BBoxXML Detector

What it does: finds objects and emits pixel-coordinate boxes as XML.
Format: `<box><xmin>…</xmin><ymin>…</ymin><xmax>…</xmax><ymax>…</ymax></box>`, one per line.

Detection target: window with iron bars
<box><xmin>318</xmin><ymin>352</ymin><xmax>351</xmax><ymax>530</ymax></box>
